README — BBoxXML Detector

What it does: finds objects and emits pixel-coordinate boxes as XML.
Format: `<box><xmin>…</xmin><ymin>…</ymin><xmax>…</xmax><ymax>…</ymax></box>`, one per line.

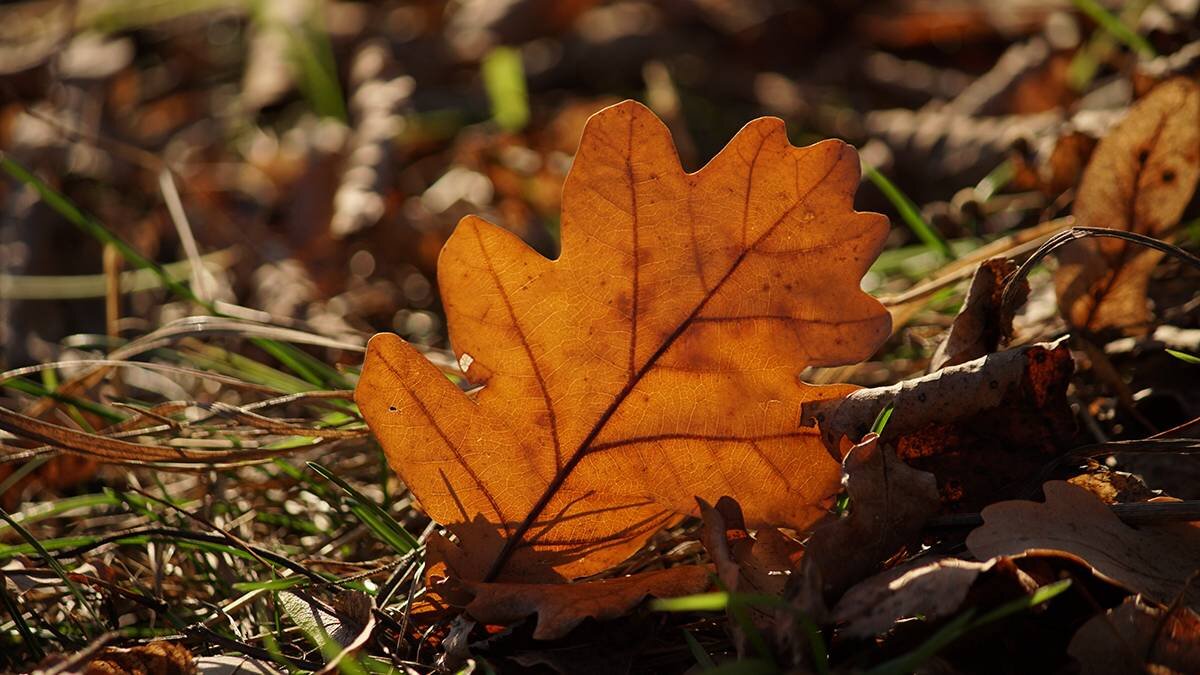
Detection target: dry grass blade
<box><xmin>0</xmin><ymin>406</ymin><xmax>335</xmax><ymax>465</ymax></box>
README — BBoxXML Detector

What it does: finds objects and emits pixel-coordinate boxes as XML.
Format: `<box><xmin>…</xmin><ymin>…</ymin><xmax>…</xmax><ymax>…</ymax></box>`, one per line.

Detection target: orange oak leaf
<box><xmin>356</xmin><ymin>100</ymin><xmax>891</xmax><ymax>584</ymax></box>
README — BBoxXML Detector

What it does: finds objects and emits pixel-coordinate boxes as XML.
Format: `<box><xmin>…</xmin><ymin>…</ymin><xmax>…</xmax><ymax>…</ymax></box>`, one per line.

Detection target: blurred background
<box><xmin>6</xmin><ymin>0</ymin><xmax>1193</xmax><ymax>370</ymax></box>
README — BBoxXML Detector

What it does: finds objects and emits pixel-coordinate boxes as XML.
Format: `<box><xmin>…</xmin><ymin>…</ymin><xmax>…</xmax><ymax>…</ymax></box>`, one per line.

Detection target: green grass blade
<box><xmin>975</xmin><ymin>160</ymin><xmax>1014</xmax><ymax>202</ymax></box>
<box><xmin>0</xmin><ymin>508</ymin><xmax>103</xmax><ymax>633</ymax></box>
<box><xmin>869</xmin><ymin>402</ymin><xmax>895</xmax><ymax>435</ymax></box>
<box><xmin>683</xmin><ymin>629</ymin><xmax>717</xmax><ymax>669</ymax></box>
<box><xmin>650</xmin><ymin>591</ymin><xmax>788</xmax><ymax>613</ymax></box>
<box><xmin>971</xmin><ymin>578</ymin><xmax>1073</xmax><ymax>627</ymax></box>
<box><xmin>1071</xmin><ymin>0</ymin><xmax>1156</xmax><ymax>58</ymax></box>
<box><xmin>864</xmin><ymin>164</ymin><xmax>955</xmax><ymax>261</ymax></box>
<box><xmin>0</xmin><ymin>582</ymin><xmax>44</xmax><ymax>661</ymax></box>
<box><xmin>1166</xmin><ymin>349</ymin><xmax>1200</xmax><ymax>365</ymax></box>
<box><xmin>284</xmin><ymin>20</ymin><xmax>348</xmax><ymax>121</ymax></box>
<box><xmin>0</xmin><ymin>493</ymin><xmax>122</xmax><ymax>536</ymax></box>
<box><xmin>482</xmin><ymin>46</ymin><xmax>530</xmax><ymax>132</ymax></box>
<box><xmin>1</xmin><ymin>154</ymin><xmax>343</xmax><ymax>389</ymax></box>
<box><xmin>867</xmin><ymin>579</ymin><xmax>1072</xmax><ymax>675</ymax></box>
<box><xmin>651</xmin><ymin>591</ymin><xmax>732</xmax><ymax>612</ymax></box>
<box><xmin>308</xmin><ymin>462</ymin><xmax>418</xmax><ymax>554</ymax></box>
<box><xmin>233</xmin><ymin>577</ymin><xmax>310</xmax><ymax>592</ymax></box>
<box><xmin>0</xmin><ymin>154</ymin><xmax>198</xmax><ymax>304</ymax></box>
<box><xmin>1</xmin><ymin>376</ymin><xmax>127</xmax><ymax>423</ymax></box>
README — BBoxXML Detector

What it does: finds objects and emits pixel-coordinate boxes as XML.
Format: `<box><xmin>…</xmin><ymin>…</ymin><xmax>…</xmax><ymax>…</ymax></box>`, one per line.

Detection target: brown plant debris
<box><xmin>930</xmin><ymin>257</ymin><xmax>1026</xmax><ymax>370</ymax></box>
<box><xmin>800</xmin><ymin>434</ymin><xmax>940</xmax><ymax>603</ymax></box>
<box><xmin>1068</xmin><ymin>597</ymin><xmax>1200</xmax><ymax>675</ymax></box>
<box><xmin>66</xmin><ymin>641</ymin><xmax>195</xmax><ymax>675</ymax></box>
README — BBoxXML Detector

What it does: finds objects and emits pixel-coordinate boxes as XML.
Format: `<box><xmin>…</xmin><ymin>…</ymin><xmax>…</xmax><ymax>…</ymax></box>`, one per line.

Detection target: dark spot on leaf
<box><xmin>1137</xmin><ymin>148</ymin><xmax>1150</xmax><ymax>164</ymax></box>
<box><xmin>1163</xmin><ymin>169</ymin><xmax>1176</xmax><ymax>183</ymax></box>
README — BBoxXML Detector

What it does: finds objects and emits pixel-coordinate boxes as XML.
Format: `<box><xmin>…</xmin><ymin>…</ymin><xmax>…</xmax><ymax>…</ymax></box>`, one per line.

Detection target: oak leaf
<box><xmin>356</xmin><ymin>100</ymin><xmax>891</xmax><ymax>584</ymax></box>
<box><xmin>966</xmin><ymin>481</ymin><xmax>1200</xmax><ymax>611</ymax></box>
<box><xmin>1056</xmin><ymin>77</ymin><xmax>1200</xmax><ymax>334</ymax></box>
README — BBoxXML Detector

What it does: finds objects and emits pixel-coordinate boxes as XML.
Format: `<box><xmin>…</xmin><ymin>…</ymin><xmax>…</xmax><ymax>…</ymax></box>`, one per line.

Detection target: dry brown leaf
<box><xmin>82</xmin><ymin>641</ymin><xmax>195</xmax><ymax>675</ymax></box>
<box><xmin>802</xmin><ymin>434</ymin><xmax>940</xmax><ymax>602</ymax></box>
<box><xmin>698</xmin><ymin>496</ymin><xmax>803</xmax><ymax>599</ymax></box>
<box><xmin>967</xmin><ymin>481</ymin><xmax>1200</xmax><ymax>610</ymax></box>
<box><xmin>802</xmin><ymin>340</ymin><xmax>1074</xmax><ymax>510</ymax></box>
<box><xmin>698</xmin><ymin>496</ymin><xmax>804</xmax><ymax>655</ymax></box>
<box><xmin>1056</xmin><ymin>77</ymin><xmax>1200</xmax><ymax>334</ymax></box>
<box><xmin>1011</xmin><ymin>129</ymin><xmax>1098</xmax><ymax>196</ymax></box>
<box><xmin>930</xmin><ymin>257</ymin><xmax>1026</xmax><ymax>370</ymax></box>
<box><xmin>458</xmin><ymin>565</ymin><xmax>712</xmax><ymax>640</ymax></box>
<box><xmin>1068</xmin><ymin>597</ymin><xmax>1200</xmax><ymax>675</ymax></box>
<box><xmin>832</xmin><ymin>556</ymin><xmax>1037</xmax><ymax>639</ymax></box>
<box><xmin>1067</xmin><ymin>464</ymin><xmax>1156</xmax><ymax>505</ymax></box>
<box><xmin>356</xmin><ymin>99</ymin><xmax>891</xmax><ymax>584</ymax></box>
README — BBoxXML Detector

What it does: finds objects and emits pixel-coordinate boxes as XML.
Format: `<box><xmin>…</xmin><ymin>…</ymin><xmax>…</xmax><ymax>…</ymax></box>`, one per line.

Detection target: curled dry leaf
<box><xmin>698</xmin><ymin>496</ymin><xmax>803</xmax><ymax>599</ymax></box>
<box><xmin>802</xmin><ymin>340</ymin><xmax>1074</xmax><ymax>510</ymax></box>
<box><xmin>698</xmin><ymin>496</ymin><xmax>804</xmax><ymax>656</ymax></box>
<box><xmin>458</xmin><ymin>565</ymin><xmax>712</xmax><ymax>640</ymax></box>
<box><xmin>356</xmin><ymin>100</ymin><xmax>891</xmax><ymax>585</ymax></box>
<box><xmin>930</xmin><ymin>257</ymin><xmax>1026</xmax><ymax>370</ymax></box>
<box><xmin>76</xmin><ymin>641</ymin><xmax>195</xmax><ymax>675</ymax></box>
<box><xmin>801</xmin><ymin>434</ymin><xmax>940</xmax><ymax>602</ymax></box>
<box><xmin>832</xmin><ymin>556</ymin><xmax>1036</xmax><ymax>639</ymax></box>
<box><xmin>967</xmin><ymin>481</ymin><xmax>1200</xmax><ymax>611</ymax></box>
<box><xmin>1068</xmin><ymin>597</ymin><xmax>1200</xmax><ymax>675</ymax></box>
<box><xmin>1056</xmin><ymin>77</ymin><xmax>1200</xmax><ymax>334</ymax></box>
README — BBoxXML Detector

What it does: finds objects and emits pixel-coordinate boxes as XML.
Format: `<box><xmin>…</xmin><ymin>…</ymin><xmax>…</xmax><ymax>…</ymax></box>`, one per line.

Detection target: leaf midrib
<box><xmin>482</xmin><ymin>147</ymin><xmax>846</xmax><ymax>581</ymax></box>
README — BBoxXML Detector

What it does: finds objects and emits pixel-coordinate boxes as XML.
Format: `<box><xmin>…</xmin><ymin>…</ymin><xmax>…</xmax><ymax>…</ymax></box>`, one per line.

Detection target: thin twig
<box><xmin>1000</xmin><ymin>226</ymin><xmax>1200</xmax><ymax>319</ymax></box>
